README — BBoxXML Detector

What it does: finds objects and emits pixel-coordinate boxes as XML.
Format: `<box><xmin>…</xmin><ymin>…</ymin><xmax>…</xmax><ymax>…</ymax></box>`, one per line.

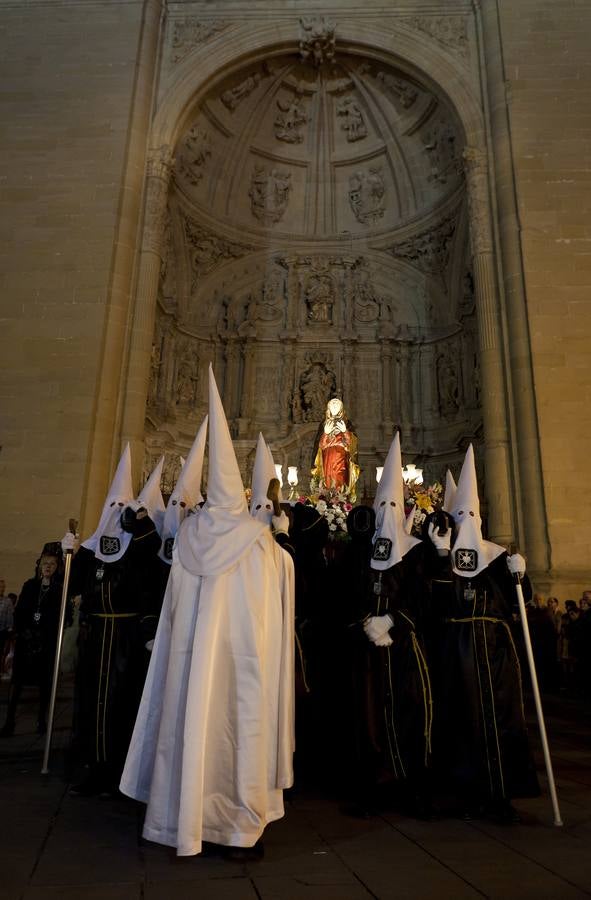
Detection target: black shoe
<box><xmin>487</xmin><ymin>801</ymin><xmax>520</xmax><ymax>824</ymax></box>
<box><xmin>223</xmin><ymin>841</ymin><xmax>264</xmax><ymax>862</ymax></box>
<box><xmin>69</xmin><ymin>771</ymin><xmax>103</xmax><ymax>797</ymax></box>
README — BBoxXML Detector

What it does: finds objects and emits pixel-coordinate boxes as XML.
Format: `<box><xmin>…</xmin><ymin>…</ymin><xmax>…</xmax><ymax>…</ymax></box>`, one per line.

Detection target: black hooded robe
<box><xmin>428</xmin><ymin>551</ymin><xmax>540</xmax><ymax>812</ymax></box>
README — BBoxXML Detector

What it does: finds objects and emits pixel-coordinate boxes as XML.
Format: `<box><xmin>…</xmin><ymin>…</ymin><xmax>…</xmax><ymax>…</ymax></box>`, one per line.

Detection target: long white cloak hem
<box><xmin>120</xmin><ymin>529</ymin><xmax>295</xmax><ymax>857</ymax></box>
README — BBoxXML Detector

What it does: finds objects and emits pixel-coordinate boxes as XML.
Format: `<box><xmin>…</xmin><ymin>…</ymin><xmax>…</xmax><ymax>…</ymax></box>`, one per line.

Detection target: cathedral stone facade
<box><xmin>1</xmin><ymin>0</ymin><xmax>590</xmax><ymax>598</ymax></box>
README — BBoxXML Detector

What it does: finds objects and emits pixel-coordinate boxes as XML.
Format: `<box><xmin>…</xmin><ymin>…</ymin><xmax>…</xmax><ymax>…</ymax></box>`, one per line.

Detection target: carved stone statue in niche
<box><xmin>375</xmin><ymin>70</ymin><xmax>418</xmax><ymax>108</ymax></box>
<box><xmin>249</xmin><ymin>166</ymin><xmax>292</xmax><ymax>224</ymax></box>
<box><xmin>148</xmin><ymin>342</ymin><xmax>162</xmax><ymax>404</ymax></box>
<box><xmin>437</xmin><ymin>352</ymin><xmax>460</xmax><ymax>415</ymax></box>
<box><xmin>353</xmin><ymin>267</ymin><xmax>380</xmax><ymax>322</ymax></box>
<box><xmin>349</xmin><ymin>168</ymin><xmax>386</xmax><ymax>224</ymax></box>
<box><xmin>176</xmin><ymin>346</ymin><xmax>199</xmax><ymax>406</ymax></box>
<box><xmin>275</xmin><ymin>88</ymin><xmax>308</xmax><ymax>144</ymax></box>
<box><xmin>305</xmin><ymin>274</ymin><xmax>334</xmax><ymax>324</ymax></box>
<box><xmin>336</xmin><ymin>96</ymin><xmax>367</xmax><ymax>142</ymax></box>
<box><xmin>176</xmin><ymin>125</ymin><xmax>211</xmax><ymax>187</ymax></box>
<box><xmin>299</xmin><ymin>16</ymin><xmax>336</xmax><ymax>67</ymax></box>
<box><xmin>299</xmin><ymin>362</ymin><xmax>337</xmax><ymax>422</ymax></box>
<box><xmin>422</xmin><ymin>120</ymin><xmax>457</xmax><ymax>185</ymax></box>
<box><xmin>221</xmin><ymin>66</ymin><xmax>269</xmax><ymax>111</ymax></box>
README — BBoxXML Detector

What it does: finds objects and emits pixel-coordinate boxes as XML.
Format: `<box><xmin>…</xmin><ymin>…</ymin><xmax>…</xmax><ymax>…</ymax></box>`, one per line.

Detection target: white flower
<box><xmin>340</xmin><ymin>521</ymin><xmax>348</xmax><ymax>532</ymax></box>
<box><xmin>316</xmin><ymin>500</ymin><xmax>328</xmax><ymax>514</ymax></box>
<box><xmin>329</xmin><ymin>523</ymin><xmax>337</xmax><ymax>531</ymax></box>
<box><xmin>326</xmin><ymin>512</ymin><xmax>335</xmax><ymax>522</ymax></box>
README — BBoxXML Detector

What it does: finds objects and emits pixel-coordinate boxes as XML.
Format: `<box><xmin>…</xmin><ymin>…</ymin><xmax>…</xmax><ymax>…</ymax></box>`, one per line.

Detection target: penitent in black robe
<box><xmin>70</xmin><ymin>516</ymin><xmax>166</xmax><ymax>785</ymax></box>
<box><xmin>428</xmin><ymin>551</ymin><xmax>540</xmax><ymax>809</ymax></box>
<box><xmin>345</xmin><ymin>540</ymin><xmax>434</xmax><ymax>811</ymax></box>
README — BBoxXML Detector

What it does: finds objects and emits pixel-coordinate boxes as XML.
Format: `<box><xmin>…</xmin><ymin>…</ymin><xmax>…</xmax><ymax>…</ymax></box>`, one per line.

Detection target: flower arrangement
<box><xmin>298</xmin><ymin>485</ymin><xmax>353</xmax><ymax>539</ymax></box>
<box><xmin>404</xmin><ymin>481</ymin><xmax>443</xmax><ymax>536</ymax></box>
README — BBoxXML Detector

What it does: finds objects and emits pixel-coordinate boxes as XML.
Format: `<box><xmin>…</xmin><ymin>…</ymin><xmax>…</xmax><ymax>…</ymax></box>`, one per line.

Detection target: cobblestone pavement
<box><xmin>1</xmin><ymin>681</ymin><xmax>590</xmax><ymax>900</ymax></box>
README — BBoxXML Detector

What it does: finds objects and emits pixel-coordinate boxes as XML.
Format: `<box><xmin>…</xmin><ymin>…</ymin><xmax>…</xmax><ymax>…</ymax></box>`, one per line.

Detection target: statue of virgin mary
<box><xmin>311</xmin><ymin>398</ymin><xmax>360</xmax><ymax>501</ymax></box>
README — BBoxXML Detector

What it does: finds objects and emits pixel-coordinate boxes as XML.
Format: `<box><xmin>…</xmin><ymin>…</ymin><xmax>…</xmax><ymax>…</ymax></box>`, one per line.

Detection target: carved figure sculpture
<box><xmin>336</xmin><ymin>96</ymin><xmax>367</xmax><ymax>142</ymax></box>
<box><xmin>306</xmin><ymin>274</ymin><xmax>334</xmax><ymax>324</ymax></box>
<box><xmin>275</xmin><ymin>89</ymin><xmax>308</xmax><ymax>144</ymax></box>
<box><xmin>349</xmin><ymin>168</ymin><xmax>386</xmax><ymax>224</ymax></box>
<box><xmin>249</xmin><ymin>166</ymin><xmax>292</xmax><ymax>224</ymax></box>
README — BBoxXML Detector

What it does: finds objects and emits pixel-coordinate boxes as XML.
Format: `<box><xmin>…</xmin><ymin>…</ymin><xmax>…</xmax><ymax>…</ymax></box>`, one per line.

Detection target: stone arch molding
<box><xmin>120</xmin><ymin>13</ymin><xmax>515</xmax><ymax>544</ymax></box>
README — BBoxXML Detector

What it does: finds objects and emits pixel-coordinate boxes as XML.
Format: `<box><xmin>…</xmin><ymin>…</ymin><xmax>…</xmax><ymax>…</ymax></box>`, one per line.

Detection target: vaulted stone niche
<box><xmin>145</xmin><ymin>50</ymin><xmax>482</xmax><ymax>495</ymax></box>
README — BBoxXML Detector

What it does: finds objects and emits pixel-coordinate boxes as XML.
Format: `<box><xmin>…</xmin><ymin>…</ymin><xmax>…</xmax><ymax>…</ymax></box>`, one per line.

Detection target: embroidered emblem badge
<box><xmin>372</xmin><ymin>537</ymin><xmax>392</xmax><ymax>562</ymax></box>
<box><xmin>100</xmin><ymin>536</ymin><xmax>121</xmax><ymax>556</ymax></box>
<box><xmin>164</xmin><ymin>537</ymin><xmax>175</xmax><ymax>560</ymax></box>
<box><xmin>455</xmin><ymin>548</ymin><xmax>477</xmax><ymax>571</ymax></box>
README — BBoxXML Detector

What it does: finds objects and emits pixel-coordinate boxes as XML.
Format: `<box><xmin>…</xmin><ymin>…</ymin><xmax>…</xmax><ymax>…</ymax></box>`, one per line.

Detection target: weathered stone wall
<box><xmin>0</xmin><ymin>0</ymin><xmax>151</xmax><ymax>588</ymax></box>
<box><xmin>1</xmin><ymin>0</ymin><xmax>589</xmax><ymax>600</ymax></box>
<box><xmin>490</xmin><ymin>0</ymin><xmax>591</xmax><ymax>596</ymax></box>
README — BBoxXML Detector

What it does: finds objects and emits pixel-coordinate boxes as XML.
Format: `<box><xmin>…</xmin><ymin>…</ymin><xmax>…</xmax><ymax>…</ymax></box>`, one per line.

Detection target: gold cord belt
<box><xmin>91</xmin><ymin>613</ymin><xmax>138</xmax><ymax>618</ymax></box>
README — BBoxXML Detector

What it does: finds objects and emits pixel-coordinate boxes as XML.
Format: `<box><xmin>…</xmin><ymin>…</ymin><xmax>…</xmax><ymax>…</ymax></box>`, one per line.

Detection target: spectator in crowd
<box><xmin>0</xmin><ymin>546</ymin><xmax>69</xmax><ymax>737</ymax></box>
<box><xmin>577</xmin><ymin>591</ymin><xmax>591</xmax><ymax>697</ymax></box>
<box><xmin>528</xmin><ymin>594</ymin><xmax>559</xmax><ymax>691</ymax></box>
<box><xmin>547</xmin><ymin>597</ymin><xmax>562</xmax><ymax>633</ymax></box>
<box><xmin>559</xmin><ymin>601</ymin><xmax>580</xmax><ymax>694</ymax></box>
<box><xmin>0</xmin><ymin>580</ymin><xmax>14</xmax><ymax>677</ymax></box>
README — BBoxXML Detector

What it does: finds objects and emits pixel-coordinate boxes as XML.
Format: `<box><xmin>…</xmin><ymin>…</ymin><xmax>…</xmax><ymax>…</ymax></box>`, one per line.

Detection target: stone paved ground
<box><xmin>1</xmin><ymin>682</ymin><xmax>590</xmax><ymax>900</ymax></box>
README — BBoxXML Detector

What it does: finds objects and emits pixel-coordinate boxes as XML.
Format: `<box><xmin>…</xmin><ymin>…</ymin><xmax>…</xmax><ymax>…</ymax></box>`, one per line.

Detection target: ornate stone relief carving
<box><xmin>349</xmin><ymin>168</ymin><xmax>386</xmax><ymax>224</ymax></box>
<box><xmin>274</xmin><ymin>89</ymin><xmax>308</xmax><ymax>144</ymax></box>
<box><xmin>292</xmin><ymin>355</ymin><xmax>337</xmax><ymax>423</ymax></box>
<box><xmin>437</xmin><ymin>350</ymin><xmax>461</xmax><ymax>416</ymax></box>
<box><xmin>305</xmin><ymin>273</ymin><xmax>335</xmax><ymax>324</ymax></box>
<box><xmin>175</xmin><ymin>125</ymin><xmax>211</xmax><ymax>188</ymax></box>
<box><xmin>352</xmin><ymin>265</ymin><xmax>380</xmax><ymax>323</ymax></box>
<box><xmin>462</xmin><ymin>147</ymin><xmax>492</xmax><ymax>255</ymax></box>
<box><xmin>221</xmin><ymin>64</ymin><xmax>273</xmax><ymax>111</ymax></box>
<box><xmin>144</xmin><ymin>147</ymin><xmax>174</xmax><ymax>256</ymax></box>
<box><xmin>422</xmin><ymin>120</ymin><xmax>458</xmax><ymax>185</ymax></box>
<box><xmin>148</xmin><ymin>341</ymin><xmax>162</xmax><ymax>406</ymax></box>
<box><xmin>183</xmin><ymin>217</ymin><xmax>254</xmax><ymax>291</ymax></box>
<box><xmin>385</xmin><ymin>214</ymin><xmax>457</xmax><ymax>274</ymax></box>
<box><xmin>175</xmin><ymin>342</ymin><xmax>199</xmax><ymax>406</ymax></box>
<box><xmin>375</xmin><ymin>70</ymin><xmax>418</xmax><ymax>109</ymax></box>
<box><xmin>336</xmin><ymin>96</ymin><xmax>367</xmax><ymax>142</ymax></box>
<box><xmin>170</xmin><ymin>20</ymin><xmax>230</xmax><ymax>65</ymax></box>
<box><xmin>403</xmin><ymin>16</ymin><xmax>469</xmax><ymax>60</ymax></box>
<box><xmin>249</xmin><ymin>166</ymin><xmax>292</xmax><ymax>224</ymax></box>
<box><xmin>158</xmin><ymin>214</ymin><xmax>176</xmax><ymax>305</ymax></box>
<box><xmin>299</xmin><ymin>16</ymin><xmax>336</xmax><ymax>67</ymax></box>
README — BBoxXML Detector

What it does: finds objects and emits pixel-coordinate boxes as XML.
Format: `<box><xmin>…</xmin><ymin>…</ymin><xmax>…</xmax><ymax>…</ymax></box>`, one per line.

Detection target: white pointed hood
<box><xmin>159</xmin><ymin>417</ymin><xmax>208</xmax><ymax>564</ymax></box>
<box><xmin>177</xmin><ymin>365</ymin><xmax>265</xmax><ymax>577</ymax></box>
<box><xmin>82</xmin><ymin>443</ymin><xmax>135</xmax><ymax>563</ymax></box>
<box><xmin>138</xmin><ymin>456</ymin><xmax>165</xmax><ymax>536</ymax></box>
<box><xmin>442</xmin><ymin>469</ymin><xmax>457</xmax><ymax>513</ymax></box>
<box><xmin>371</xmin><ymin>433</ymin><xmax>421</xmax><ymax>570</ymax></box>
<box><xmin>449</xmin><ymin>444</ymin><xmax>504</xmax><ymax>577</ymax></box>
<box><xmin>250</xmin><ymin>433</ymin><xmax>277</xmax><ymax>525</ymax></box>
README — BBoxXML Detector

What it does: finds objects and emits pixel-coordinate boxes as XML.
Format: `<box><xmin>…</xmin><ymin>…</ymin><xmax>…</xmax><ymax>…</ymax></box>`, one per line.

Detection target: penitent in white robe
<box><xmin>119</xmin><ymin>527</ymin><xmax>295</xmax><ymax>856</ymax></box>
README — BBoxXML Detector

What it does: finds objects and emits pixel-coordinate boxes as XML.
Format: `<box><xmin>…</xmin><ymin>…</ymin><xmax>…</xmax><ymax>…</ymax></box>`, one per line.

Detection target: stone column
<box><xmin>224</xmin><ymin>338</ymin><xmax>241</xmax><ymax>422</ymax></box>
<box><xmin>121</xmin><ymin>144</ymin><xmax>174</xmax><ymax>474</ymax></box>
<box><xmin>279</xmin><ymin>338</ymin><xmax>297</xmax><ymax>437</ymax></box>
<box><xmin>380</xmin><ymin>338</ymin><xmax>394</xmax><ymax>440</ymax></box>
<box><xmin>463</xmin><ymin>146</ymin><xmax>512</xmax><ymax>544</ymax></box>
<box><xmin>238</xmin><ymin>338</ymin><xmax>256</xmax><ymax>436</ymax></box>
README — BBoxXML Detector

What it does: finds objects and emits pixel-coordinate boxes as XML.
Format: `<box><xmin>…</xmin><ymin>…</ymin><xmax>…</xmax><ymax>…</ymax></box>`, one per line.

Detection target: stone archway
<box><xmin>109</xmin><ymin>15</ymin><xmax>535</xmax><ymax>551</ymax></box>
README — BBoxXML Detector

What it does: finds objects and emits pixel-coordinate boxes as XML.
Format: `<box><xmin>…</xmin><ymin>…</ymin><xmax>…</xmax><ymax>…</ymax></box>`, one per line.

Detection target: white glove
<box><xmin>364</xmin><ymin>614</ymin><xmax>393</xmax><ymax>643</ymax></box>
<box><xmin>507</xmin><ymin>553</ymin><xmax>526</xmax><ymax>576</ymax></box>
<box><xmin>272</xmin><ymin>512</ymin><xmax>290</xmax><ymax>535</ymax></box>
<box><xmin>61</xmin><ymin>532</ymin><xmax>80</xmax><ymax>554</ymax></box>
<box><xmin>373</xmin><ymin>632</ymin><xmax>393</xmax><ymax>648</ymax></box>
<box><xmin>428</xmin><ymin>521</ymin><xmax>451</xmax><ymax>555</ymax></box>
<box><xmin>145</xmin><ymin>640</ymin><xmax>154</xmax><ymax>653</ymax></box>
